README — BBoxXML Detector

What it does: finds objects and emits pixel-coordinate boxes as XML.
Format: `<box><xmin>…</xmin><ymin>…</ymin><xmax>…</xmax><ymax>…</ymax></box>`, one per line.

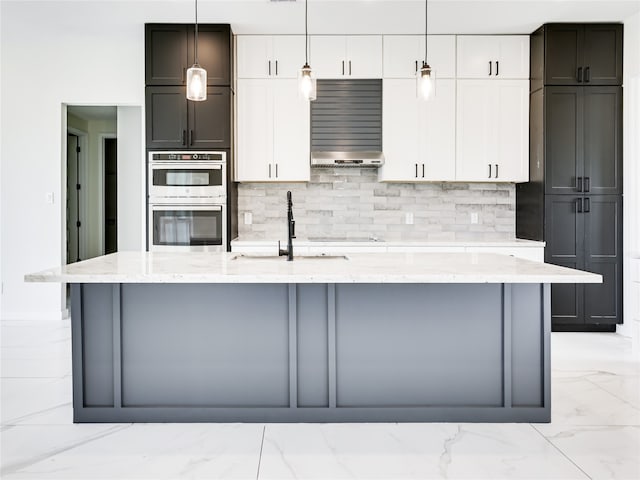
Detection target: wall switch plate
<box><xmin>470</xmin><ymin>212</ymin><xmax>479</xmax><ymax>224</ymax></box>
<box><xmin>244</xmin><ymin>212</ymin><xmax>252</xmax><ymax>225</ymax></box>
<box><xmin>405</xmin><ymin>212</ymin><xmax>414</xmax><ymax>225</ymax></box>
<box><xmin>45</xmin><ymin>192</ymin><xmax>55</xmax><ymax>204</ymax></box>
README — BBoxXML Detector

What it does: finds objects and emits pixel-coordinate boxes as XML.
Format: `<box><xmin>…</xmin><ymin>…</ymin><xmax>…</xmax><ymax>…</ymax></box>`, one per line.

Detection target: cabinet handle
<box><xmin>584</xmin><ymin>197</ymin><xmax>590</xmax><ymax>213</ymax></box>
<box><xmin>189</xmin><ymin>130</ymin><xmax>194</xmax><ymax>146</ymax></box>
<box><xmin>268</xmin><ymin>60</ymin><xmax>272</xmax><ymax>76</ymax></box>
<box><xmin>415</xmin><ymin>60</ymin><xmax>418</xmax><ymax>73</ymax></box>
<box><xmin>495</xmin><ymin>164</ymin><xmax>499</xmax><ymax>178</ymax></box>
<box><xmin>182</xmin><ymin>68</ymin><xmax>186</xmax><ymax>84</ymax></box>
<box><xmin>342</xmin><ymin>60</ymin><xmax>345</xmax><ymax>75</ymax></box>
<box><xmin>268</xmin><ymin>164</ymin><xmax>271</xmax><ymax>178</ymax></box>
<box><xmin>275</xmin><ymin>163</ymin><xmax>278</xmax><ymax>178</ymax></box>
<box><xmin>585</xmin><ymin>66</ymin><xmax>590</xmax><ymax>83</ymax></box>
<box><xmin>275</xmin><ymin>60</ymin><xmax>278</xmax><ymax>76</ymax></box>
<box><xmin>349</xmin><ymin>60</ymin><xmax>352</xmax><ymax>75</ymax></box>
<box><xmin>182</xmin><ymin>130</ymin><xmax>187</xmax><ymax>146</ymax></box>
<box><xmin>488</xmin><ymin>164</ymin><xmax>492</xmax><ymax>178</ymax></box>
<box><xmin>422</xmin><ymin>164</ymin><xmax>425</xmax><ymax>178</ymax></box>
<box><xmin>577</xmin><ymin>67</ymin><xmax>583</xmax><ymax>83</ymax></box>
<box><xmin>585</xmin><ymin>176</ymin><xmax>590</xmax><ymax>192</ymax></box>
<box><xmin>577</xmin><ymin>176</ymin><xmax>583</xmax><ymax>192</ymax></box>
<box><xmin>495</xmin><ymin>61</ymin><xmax>499</xmax><ymax>76</ymax></box>
<box><xmin>489</xmin><ymin>61</ymin><xmax>492</xmax><ymax>76</ymax></box>
<box><xmin>576</xmin><ymin>198</ymin><xmax>583</xmax><ymax>213</ymax></box>
<box><xmin>415</xmin><ymin>163</ymin><xmax>418</xmax><ymax>178</ymax></box>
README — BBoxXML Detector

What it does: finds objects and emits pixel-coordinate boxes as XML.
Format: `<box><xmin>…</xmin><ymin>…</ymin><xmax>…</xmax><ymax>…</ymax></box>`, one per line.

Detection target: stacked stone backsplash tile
<box><xmin>237</xmin><ymin>168</ymin><xmax>515</xmax><ymax>241</ymax></box>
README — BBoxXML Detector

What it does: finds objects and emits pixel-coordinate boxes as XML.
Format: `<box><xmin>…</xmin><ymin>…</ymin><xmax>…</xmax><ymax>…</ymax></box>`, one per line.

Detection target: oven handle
<box><xmin>150</xmin><ymin>204</ymin><xmax>224</xmax><ymax>211</ymax></box>
<box><xmin>149</xmin><ymin>163</ymin><xmax>223</xmax><ymax>170</ymax></box>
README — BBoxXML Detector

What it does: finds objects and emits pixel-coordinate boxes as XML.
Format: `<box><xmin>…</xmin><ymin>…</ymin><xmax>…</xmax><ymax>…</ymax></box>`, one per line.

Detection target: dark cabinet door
<box><xmin>583</xmin><ymin>87</ymin><xmax>623</xmax><ymax>195</ymax></box>
<box><xmin>583</xmin><ymin>195</ymin><xmax>622</xmax><ymax>325</ymax></box>
<box><xmin>545</xmin><ymin>195</ymin><xmax>585</xmax><ymax>325</ymax></box>
<box><xmin>146</xmin><ymin>25</ymin><xmax>189</xmax><ymax>86</ymax></box>
<box><xmin>545</xmin><ymin>87</ymin><xmax>583</xmax><ymax>195</ymax></box>
<box><xmin>583</xmin><ymin>25</ymin><xmax>623</xmax><ymax>85</ymax></box>
<box><xmin>146</xmin><ymin>87</ymin><xmax>188</xmax><ymax>149</ymax></box>
<box><xmin>188</xmin><ymin>25</ymin><xmax>231</xmax><ymax>86</ymax></box>
<box><xmin>544</xmin><ymin>24</ymin><xmax>583</xmax><ymax>85</ymax></box>
<box><xmin>188</xmin><ymin>87</ymin><xmax>231</xmax><ymax>149</ymax></box>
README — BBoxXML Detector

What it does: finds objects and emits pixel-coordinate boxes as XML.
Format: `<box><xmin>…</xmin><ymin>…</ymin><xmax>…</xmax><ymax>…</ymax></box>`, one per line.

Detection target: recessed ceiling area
<box><xmin>67</xmin><ymin>106</ymin><xmax>117</xmax><ymax>122</ymax></box>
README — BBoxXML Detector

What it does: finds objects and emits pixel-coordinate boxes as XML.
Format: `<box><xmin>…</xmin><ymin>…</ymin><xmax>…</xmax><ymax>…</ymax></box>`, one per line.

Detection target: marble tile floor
<box><xmin>1</xmin><ymin>321</ymin><xmax>638</xmax><ymax>480</ymax></box>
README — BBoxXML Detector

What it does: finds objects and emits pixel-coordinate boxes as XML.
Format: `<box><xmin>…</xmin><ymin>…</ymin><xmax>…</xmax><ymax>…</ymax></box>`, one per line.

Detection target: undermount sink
<box><xmin>230</xmin><ymin>254</ymin><xmax>349</xmax><ymax>261</ymax></box>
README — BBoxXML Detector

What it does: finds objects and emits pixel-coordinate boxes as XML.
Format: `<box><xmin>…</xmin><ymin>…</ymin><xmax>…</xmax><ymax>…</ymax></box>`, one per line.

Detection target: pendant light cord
<box><xmin>194</xmin><ymin>0</ymin><xmax>199</xmax><ymax>64</ymax></box>
<box><xmin>305</xmin><ymin>0</ymin><xmax>309</xmax><ymax>64</ymax></box>
<box><xmin>424</xmin><ymin>0</ymin><xmax>428</xmax><ymax>64</ymax></box>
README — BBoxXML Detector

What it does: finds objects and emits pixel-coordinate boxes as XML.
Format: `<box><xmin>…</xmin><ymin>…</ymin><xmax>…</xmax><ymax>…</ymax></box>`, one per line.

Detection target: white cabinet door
<box><xmin>380</xmin><ymin>79</ymin><xmax>455</xmax><ymax>182</ymax></box>
<box><xmin>495</xmin><ymin>80</ymin><xmax>528</xmax><ymax>182</ymax></box>
<box><xmin>456</xmin><ymin>79</ymin><xmax>529</xmax><ymax>182</ymax></box>
<box><xmin>236</xmin><ymin>80</ymin><xmax>273</xmax><ymax>181</ymax></box>
<box><xmin>272</xmin><ymin>36</ymin><xmax>306</xmax><ymax>79</ymax></box>
<box><xmin>421</xmin><ymin>79</ymin><xmax>456</xmax><ymax>181</ymax></box>
<box><xmin>384</xmin><ymin>36</ymin><xmax>422</xmax><ymax>78</ymax></box>
<box><xmin>237</xmin><ymin>36</ymin><xmax>272</xmax><ymax>78</ymax></box>
<box><xmin>310</xmin><ymin>36</ymin><xmax>346</xmax><ymax>78</ymax></box>
<box><xmin>346</xmin><ymin>36</ymin><xmax>383</xmax><ymax>78</ymax></box>
<box><xmin>272</xmin><ymin>80</ymin><xmax>310</xmax><ymax>181</ymax></box>
<box><xmin>427</xmin><ymin>36</ymin><xmax>456</xmax><ymax>79</ymax></box>
<box><xmin>457</xmin><ymin>36</ymin><xmax>529</xmax><ymax>79</ymax></box>
<box><xmin>238</xmin><ymin>36</ymin><xmax>306</xmax><ymax>79</ymax></box>
<box><xmin>456</xmin><ymin>80</ymin><xmax>494</xmax><ymax>181</ymax></box>
<box><xmin>310</xmin><ymin>36</ymin><xmax>382</xmax><ymax>78</ymax></box>
<box><xmin>380</xmin><ymin>79</ymin><xmax>421</xmax><ymax>181</ymax></box>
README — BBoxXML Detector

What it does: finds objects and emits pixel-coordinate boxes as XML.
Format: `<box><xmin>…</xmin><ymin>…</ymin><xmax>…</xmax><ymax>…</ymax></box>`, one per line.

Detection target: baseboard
<box><xmin>552</xmin><ymin>324</ymin><xmax>617</xmax><ymax>333</ymax></box>
<box><xmin>1</xmin><ymin>309</ymin><xmax>70</xmax><ymax>321</ymax></box>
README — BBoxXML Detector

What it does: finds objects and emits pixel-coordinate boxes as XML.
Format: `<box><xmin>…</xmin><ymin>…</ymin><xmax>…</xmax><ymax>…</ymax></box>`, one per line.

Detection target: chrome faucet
<box><xmin>279</xmin><ymin>191</ymin><xmax>295</xmax><ymax>261</ymax></box>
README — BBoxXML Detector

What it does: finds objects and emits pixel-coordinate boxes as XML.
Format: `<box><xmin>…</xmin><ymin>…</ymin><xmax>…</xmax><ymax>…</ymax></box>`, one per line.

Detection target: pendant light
<box><xmin>187</xmin><ymin>0</ymin><xmax>207</xmax><ymax>101</ymax></box>
<box><xmin>298</xmin><ymin>0</ymin><xmax>316</xmax><ymax>101</ymax></box>
<box><xmin>417</xmin><ymin>0</ymin><xmax>435</xmax><ymax>100</ymax></box>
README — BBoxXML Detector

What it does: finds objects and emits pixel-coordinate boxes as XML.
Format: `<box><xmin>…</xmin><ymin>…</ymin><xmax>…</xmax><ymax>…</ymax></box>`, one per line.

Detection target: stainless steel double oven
<box><xmin>148</xmin><ymin>151</ymin><xmax>227</xmax><ymax>252</ymax></box>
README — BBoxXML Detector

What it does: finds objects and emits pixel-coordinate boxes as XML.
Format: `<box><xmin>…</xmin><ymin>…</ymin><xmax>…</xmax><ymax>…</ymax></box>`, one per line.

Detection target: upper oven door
<box><xmin>149</xmin><ymin>162</ymin><xmax>226</xmax><ymax>199</ymax></box>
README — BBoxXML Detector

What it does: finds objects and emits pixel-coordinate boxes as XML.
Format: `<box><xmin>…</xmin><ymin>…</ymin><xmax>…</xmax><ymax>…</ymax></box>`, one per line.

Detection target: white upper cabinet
<box><xmin>237</xmin><ymin>35</ymin><xmax>305</xmax><ymax>79</ymax></box>
<box><xmin>310</xmin><ymin>35</ymin><xmax>383</xmax><ymax>78</ymax></box>
<box><xmin>380</xmin><ymin>79</ymin><xmax>456</xmax><ymax>182</ymax></box>
<box><xmin>456</xmin><ymin>79</ymin><xmax>529</xmax><ymax>182</ymax></box>
<box><xmin>457</xmin><ymin>36</ymin><xmax>529</xmax><ymax>79</ymax></box>
<box><xmin>236</xmin><ymin>79</ymin><xmax>310</xmax><ymax>182</ymax></box>
<box><xmin>383</xmin><ymin>36</ymin><xmax>456</xmax><ymax>79</ymax></box>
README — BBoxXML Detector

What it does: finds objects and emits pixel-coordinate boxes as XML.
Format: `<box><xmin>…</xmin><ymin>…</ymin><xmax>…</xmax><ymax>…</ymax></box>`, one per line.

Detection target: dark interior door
<box><xmin>583</xmin><ymin>24</ymin><xmax>623</xmax><ymax>85</ymax></box>
<box><xmin>544</xmin><ymin>24</ymin><xmax>583</xmax><ymax>85</ymax></box>
<box><xmin>188</xmin><ymin>25</ymin><xmax>231</xmax><ymax>86</ymax></box>
<box><xmin>545</xmin><ymin>87</ymin><xmax>583</xmax><ymax>195</ymax></box>
<box><xmin>104</xmin><ymin>138</ymin><xmax>117</xmax><ymax>255</ymax></box>
<box><xmin>145</xmin><ymin>25</ymin><xmax>188</xmax><ymax>85</ymax></box>
<box><xmin>583</xmin><ymin>87</ymin><xmax>623</xmax><ymax>195</ymax></box>
<box><xmin>146</xmin><ymin>87</ymin><xmax>188</xmax><ymax>149</ymax></box>
<box><xmin>583</xmin><ymin>195</ymin><xmax>622</xmax><ymax>325</ymax></box>
<box><xmin>545</xmin><ymin>195</ymin><xmax>585</xmax><ymax>325</ymax></box>
<box><xmin>188</xmin><ymin>87</ymin><xmax>230</xmax><ymax>149</ymax></box>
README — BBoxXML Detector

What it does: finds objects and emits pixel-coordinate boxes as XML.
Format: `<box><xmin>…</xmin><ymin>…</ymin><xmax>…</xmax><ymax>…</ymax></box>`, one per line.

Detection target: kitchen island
<box><xmin>26</xmin><ymin>251</ymin><xmax>601</xmax><ymax>423</ymax></box>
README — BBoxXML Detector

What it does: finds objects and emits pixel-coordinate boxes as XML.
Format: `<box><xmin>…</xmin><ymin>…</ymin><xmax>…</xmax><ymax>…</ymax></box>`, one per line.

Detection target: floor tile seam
<box><xmin>529</xmin><ymin>423</ymin><xmax>593</xmax><ymax>480</ymax></box>
<box><xmin>0</xmin><ymin>402</ymin><xmax>72</xmax><ymax>426</ymax></box>
<box><xmin>256</xmin><ymin>425</ymin><xmax>266</xmax><ymax>480</ymax></box>
<box><xmin>581</xmin><ymin>377</ymin><xmax>640</xmax><ymax>411</ymax></box>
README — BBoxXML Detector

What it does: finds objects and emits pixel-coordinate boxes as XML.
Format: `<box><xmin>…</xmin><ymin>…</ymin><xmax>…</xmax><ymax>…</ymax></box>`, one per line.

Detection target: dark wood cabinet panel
<box><xmin>583</xmin><ymin>87</ymin><xmax>623</xmax><ymax>194</ymax></box>
<box><xmin>146</xmin><ymin>87</ymin><xmax>188</xmax><ymax>149</ymax></box>
<box><xmin>544</xmin><ymin>24</ymin><xmax>622</xmax><ymax>86</ymax></box>
<box><xmin>146</xmin><ymin>86</ymin><xmax>231</xmax><ymax>150</ymax></box>
<box><xmin>544</xmin><ymin>86</ymin><xmax>622</xmax><ymax>196</ymax></box>
<box><xmin>145</xmin><ymin>24</ymin><xmax>231</xmax><ymax>86</ymax></box>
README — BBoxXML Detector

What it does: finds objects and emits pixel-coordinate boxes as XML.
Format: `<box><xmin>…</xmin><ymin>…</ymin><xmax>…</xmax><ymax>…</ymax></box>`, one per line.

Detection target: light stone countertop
<box><xmin>25</xmin><ymin>251</ymin><xmax>600</xmax><ymax>284</ymax></box>
<box><xmin>231</xmin><ymin>239</ymin><xmax>545</xmax><ymax>248</ymax></box>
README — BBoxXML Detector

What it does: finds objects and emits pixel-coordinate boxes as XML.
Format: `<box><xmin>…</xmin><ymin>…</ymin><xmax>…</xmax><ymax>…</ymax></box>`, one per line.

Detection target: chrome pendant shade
<box><xmin>298</xmin><ymin>0</ymin><xmax>316</xmax><ymax>101</ymax></box>
<box><xmin>417</xmin><ymin>0</ymin><xmax>436</xmax><ymax>100</ymax></box>
<box><xmin>187</xmin><ymin>0</ymin><xmax>207</xmax><ymax>101</ymax></box>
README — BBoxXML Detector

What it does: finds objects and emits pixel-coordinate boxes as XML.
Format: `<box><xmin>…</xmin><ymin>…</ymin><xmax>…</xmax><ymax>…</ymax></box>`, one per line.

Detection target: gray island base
<box><xmin>72</xmin><ymin>281</ymin><xmax>550</xmax><ymax>423</ymax></box>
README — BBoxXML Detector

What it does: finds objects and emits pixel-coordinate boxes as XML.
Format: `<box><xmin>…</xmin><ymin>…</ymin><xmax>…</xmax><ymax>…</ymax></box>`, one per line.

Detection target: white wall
<box><xmin>622</xmin><ymin>11</ymin><xmax>640</xmax><ymax>351</ymax></box>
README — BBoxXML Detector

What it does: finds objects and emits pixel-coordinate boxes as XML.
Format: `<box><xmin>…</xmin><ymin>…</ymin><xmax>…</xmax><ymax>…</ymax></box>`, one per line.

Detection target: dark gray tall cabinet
<box><xmin>516</xmin><ymin>23</ymin><xmax>623</xmax><ymax>331</ymax></box>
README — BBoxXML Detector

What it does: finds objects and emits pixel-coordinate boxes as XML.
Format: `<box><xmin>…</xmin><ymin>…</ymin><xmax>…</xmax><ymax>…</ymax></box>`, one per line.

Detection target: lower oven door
<box><xmin>149</xmin><ymin>204</ymin><xmax>226</xmax><ymax>252</ymax></box>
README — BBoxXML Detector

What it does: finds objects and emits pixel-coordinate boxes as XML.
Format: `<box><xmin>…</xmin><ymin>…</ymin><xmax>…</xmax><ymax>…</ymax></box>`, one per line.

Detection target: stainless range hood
<box><xmin>311</xmin><ymin>151</ymin><xmax>385</xmax><ymax>168</ymax></box>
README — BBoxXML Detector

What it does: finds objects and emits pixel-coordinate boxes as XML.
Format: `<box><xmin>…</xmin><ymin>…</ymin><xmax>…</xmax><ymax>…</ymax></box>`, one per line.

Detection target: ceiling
<box><xmin>67</xmin><ymin>106</ymin><xmax>117</xmax><ymax>122</ymax></box>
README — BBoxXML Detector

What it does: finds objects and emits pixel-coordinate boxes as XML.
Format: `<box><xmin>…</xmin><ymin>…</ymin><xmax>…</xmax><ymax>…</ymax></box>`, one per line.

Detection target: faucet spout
<box><xmin>279</xmin><ymin>191</ymin><xmax>295</xmax><ymax>261</ymax></box>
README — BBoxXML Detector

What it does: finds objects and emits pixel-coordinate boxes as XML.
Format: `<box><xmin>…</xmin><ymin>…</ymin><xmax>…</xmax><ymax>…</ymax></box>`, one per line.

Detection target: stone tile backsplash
<box><xmin>237</xmin><ymin>168</ymin><xmax>515</xmax><ymax>242</ymax></box>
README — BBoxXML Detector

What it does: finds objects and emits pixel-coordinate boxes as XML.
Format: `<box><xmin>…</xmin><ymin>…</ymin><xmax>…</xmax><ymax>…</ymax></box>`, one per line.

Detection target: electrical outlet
<box><xmin>470</xmin><ymin>212</ymin><xmax>479</xmax><ymax>224</ymax></box>
<box><xmin>405</xmin><ymin>212</ymin><xmax>414</xmax><ymax>225</ymax></box>
<box><xmin>45</xmin><ymin>192</ymin><xmax>55</xmax><ymax>204</ymax></box>
<box><xmin>244</xmin><ymin>212</ymin><xmax>253</xmax><ymax>225</ymax></box>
